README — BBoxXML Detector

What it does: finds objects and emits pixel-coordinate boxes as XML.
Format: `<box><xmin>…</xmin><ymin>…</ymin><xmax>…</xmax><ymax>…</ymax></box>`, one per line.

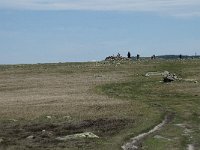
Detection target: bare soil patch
<box><xmin>0</xmin><ymin>118</ymin><xmax>133</xmax><ymax>149</ymax></box>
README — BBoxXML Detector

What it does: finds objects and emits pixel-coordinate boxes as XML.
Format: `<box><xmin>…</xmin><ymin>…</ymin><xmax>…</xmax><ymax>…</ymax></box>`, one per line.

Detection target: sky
<box><xmin>0</xmin><ymin>0</ymin><xmax>200</xmax><ymax>64</ymax></box>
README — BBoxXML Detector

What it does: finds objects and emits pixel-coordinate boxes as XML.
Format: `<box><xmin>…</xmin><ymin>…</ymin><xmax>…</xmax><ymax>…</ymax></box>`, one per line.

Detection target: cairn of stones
<box><xmin>105</xmin><ymin>53</ymin><xmax>131</xmax><ymax>61</ymax></box>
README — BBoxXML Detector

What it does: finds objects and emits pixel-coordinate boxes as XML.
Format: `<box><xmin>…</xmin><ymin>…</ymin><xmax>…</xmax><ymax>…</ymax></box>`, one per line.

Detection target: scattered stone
<box><xmin>63</xmin><ymin>116</ymin><xmax>71</xmax><ymax>120</ymax></box>
<box><xmin>9</xmin><ymin>119</ymin><xmax>18</xmax><ymax>122</ymax></box>
<box><xmin>56</xmin><ymin>132</ymin><xmax>99</xmax><ymax>141</ymax></box>
<box><xmin>184</xmin><ymin>79</ymin><xmax>197</xmax><ymax>82</ymax></box>
<box><xmin>145</xmin><ymin>72</ymin><xmax>163</xmax><ymax>77</ymax></box>
<box><xmin>41</xmin><ymin>130</ymin><xmax>53</xmax><ymax>136</ymax></box>
<box><xmin>183</xmin><ymin>128</ymin><xmax>193</xmax><ymax>136</ymax></box>
<box><xmin>145</xmin><ymin>73</ymin><xmax>150</xmax><ymax>77</ymax></box>
<box><xmin>47</xmin><ymin>131</ymin><xmax>54</xmax><ymax>136</ymax></box>
<box><xmin>46</xmin><ymin>116</ymin><xmax>52</xmax><ymax>119</ymax></box>
<box><xmin>26</xmin><ymin>135</ymin><xmax>35</xmax><ymax>140</ymax></box>
<box><xmin>175</xmin><ymin>124</ymin><xmax>186</xmax><ymax>128</ymax></box>
<box><xmin>154</xmin><ymin>135</ymin><xmax>172</xmax><ymax>141</ymax></box>
<box><xmin>0</xmin><ymin>138</ymin><xmax>3</xmax><ymax>143</ymax></box>
<box><xmin>175</xmin><ymin>124</ymin><xmax>193</xmax><ymax>136</ymax></box>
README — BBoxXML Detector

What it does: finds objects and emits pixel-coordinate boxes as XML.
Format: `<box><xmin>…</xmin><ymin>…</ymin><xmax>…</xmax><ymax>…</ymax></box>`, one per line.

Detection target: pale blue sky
<box><xmin>0</xmin><ymin>0</ymin><xmax>200</xmax><ymax>64</ymax></box>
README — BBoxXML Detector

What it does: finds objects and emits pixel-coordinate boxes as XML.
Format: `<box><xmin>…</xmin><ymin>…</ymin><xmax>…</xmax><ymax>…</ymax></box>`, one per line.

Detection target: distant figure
<box><xmin>179</xmin><ymin>54</ymin><xmax>182</xmax><ymax>59</ymax></box>
<box><xmin>151</xmin><ymin>55</ymin><xmax>156</xmax><ymax>59</ymax></box>
<box><xmin>117</xmin><ymin>53</ymin><xmax>121</xmax><ymax>57</ymax></box>
<box><xmin>127</xmin><ymin>52</ymin><xmax>131</xmax><ymax>58</ymax></box>
<box><xmin>137</xmin><ymin>54</ymin><xmax>140</xmax><ymax>60</ymax></box>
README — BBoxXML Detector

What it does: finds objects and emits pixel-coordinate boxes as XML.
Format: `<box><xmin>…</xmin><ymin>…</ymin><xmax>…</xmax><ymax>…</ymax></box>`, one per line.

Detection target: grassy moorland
<box><xmin>0</xmin><ymin>59</ymin><xmax>199</xmax><ymax>150</ymax></box>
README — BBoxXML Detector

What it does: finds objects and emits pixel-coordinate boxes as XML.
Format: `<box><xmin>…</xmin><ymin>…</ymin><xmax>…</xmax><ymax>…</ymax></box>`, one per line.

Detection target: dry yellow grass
<box><xmin>0</xmin><ymin>67</ymin><xmax>127</xmax><ymax>120</ymax></box>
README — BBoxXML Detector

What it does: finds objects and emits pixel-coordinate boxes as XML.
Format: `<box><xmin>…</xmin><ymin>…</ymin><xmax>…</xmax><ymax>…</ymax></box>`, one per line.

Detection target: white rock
<box><xmin>154</xmin><ymin>135</ymin><xmax>172</xmax><ymax>141</ymax></box>
<box><xmin>145</xmin><ymin>73</ymin><xmax>150</xmax><ymax>77</ymax></box>
<box><xmin>175</xmin><ymin>123</ymin><xmax>186</xmax><ymax>128</ymax></box>
<box><xmin>27</xmin><ymin>135</ymin><xmax>35</xmax><ymax>139</ymax></box>
<box><xmin>9</xmin><ymin>119</ymin><xmax>18</xmax><ymax>122</ymax></box>
<box><xmin>46</xmin><ymin>116</ymin><xmax>52</xmax><ymax>119</ymax></box>
<box><xmin>56</xmin><ymin>132</ymin><xmax>99</xmax><ymax>141</ymax></box>
<box><xmin>0</xmin><ymin>138</ymin><xmax>3</xmax><ymax>143</ymax></box>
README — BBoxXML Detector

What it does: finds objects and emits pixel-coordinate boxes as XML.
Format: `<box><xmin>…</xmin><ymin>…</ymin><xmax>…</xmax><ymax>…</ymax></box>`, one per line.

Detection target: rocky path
<box><xmin>122</xmin><ymin>113</ymin><xmax>173</xmax><ymax>150</ymax></box>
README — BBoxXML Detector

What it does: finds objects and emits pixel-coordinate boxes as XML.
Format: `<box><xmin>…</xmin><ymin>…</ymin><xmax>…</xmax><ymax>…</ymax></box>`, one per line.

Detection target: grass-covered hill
<box><xmin>0</xmin><ymin>59</ymin><xmax>199</xmax><ymax>149</ymax></box>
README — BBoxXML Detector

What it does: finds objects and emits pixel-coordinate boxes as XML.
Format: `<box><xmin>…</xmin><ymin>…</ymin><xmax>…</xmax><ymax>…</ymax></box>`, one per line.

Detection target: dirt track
<box><xmin>122</xmin><ymin>113</ymin><xmax>174</xmax><ymax>150</ymax></box>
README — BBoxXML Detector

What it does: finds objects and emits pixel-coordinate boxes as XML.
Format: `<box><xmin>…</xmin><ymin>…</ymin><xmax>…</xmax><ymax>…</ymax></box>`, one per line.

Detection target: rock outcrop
<box><xmin>163</xmin><ymin>71</ymin><xmax>178</xmax><ymax>82</ymax></box>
